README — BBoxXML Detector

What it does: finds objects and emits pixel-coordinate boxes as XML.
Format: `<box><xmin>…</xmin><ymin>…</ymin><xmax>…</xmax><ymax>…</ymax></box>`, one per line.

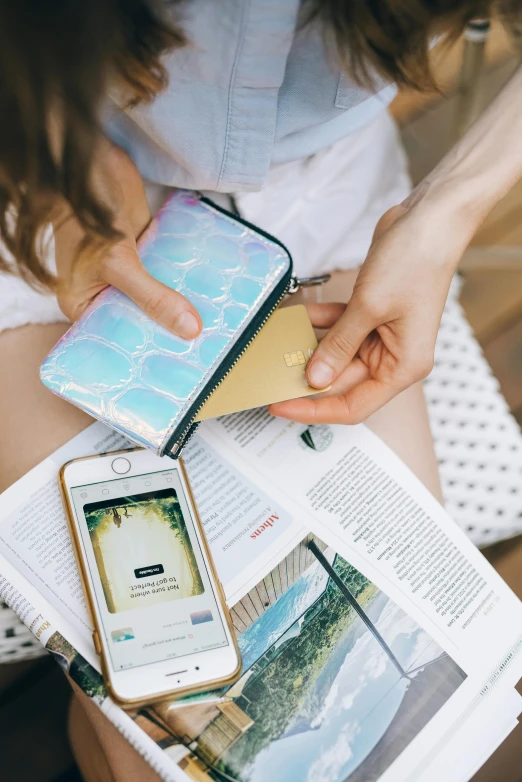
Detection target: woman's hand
<box><xmin>270</xmin><ymin>196</ymin><xmax>474</xmax><ymax>424</ymax></box>
<box><xmin>272</xmin><ymin>61</ymin><xmax>522</xmax><ymax>426</ymax></box>
<box><xmin>53</xmin><ymin>144</ymin><xmax>202</xmax><ymax>339</ymax></box>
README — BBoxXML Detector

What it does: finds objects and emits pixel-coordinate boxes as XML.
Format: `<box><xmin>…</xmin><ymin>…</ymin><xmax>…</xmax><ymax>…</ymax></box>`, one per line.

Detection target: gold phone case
<box><xmin>59</xmin><ymin>448</ymin><xmax>242</xmax><ymax>709</ymax></box>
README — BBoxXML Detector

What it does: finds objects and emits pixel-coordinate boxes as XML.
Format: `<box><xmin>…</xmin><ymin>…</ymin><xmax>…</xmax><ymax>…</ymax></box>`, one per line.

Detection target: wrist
<box><xmin>426</xmin><ymin>171</ymin><xmax>496</xmax><ymax>230</ymax></box>
<box><xmin>408</xmin><ymin>170</ymin><xmax>487</xmax><ymax>231</ymax></box>
<box><xmin>398</xmin><ymin>179</ymin><xmax>481</xmax><ymax>276</ymax></box>
<box><xmin>405</xmin><ymin>64</ymin><xmax>522</xmax><ymax>247</ymax></box>
<box><xmin>404</xmin><ymin>172</ymin><xmax>489</xmax><ymax>255</ymax></box>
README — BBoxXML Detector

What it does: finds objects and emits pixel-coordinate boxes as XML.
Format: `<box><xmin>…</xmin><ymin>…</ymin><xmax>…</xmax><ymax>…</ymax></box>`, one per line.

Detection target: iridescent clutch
<box><xmin>40</xmin><ymin>191</ymin><xmax>293</xmax><ymax>458</ymax></box>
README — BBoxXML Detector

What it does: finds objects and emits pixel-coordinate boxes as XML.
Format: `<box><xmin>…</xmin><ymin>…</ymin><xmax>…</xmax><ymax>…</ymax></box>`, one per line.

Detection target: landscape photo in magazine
<box><xmin>130</xmin><ymin>533</ymin><xmax>467</xmax><ymax>782</ymax></box>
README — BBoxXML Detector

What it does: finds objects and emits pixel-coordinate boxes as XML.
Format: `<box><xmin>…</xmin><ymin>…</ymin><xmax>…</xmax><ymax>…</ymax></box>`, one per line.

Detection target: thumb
<box><xmin>306</xmin><ymin>294</ymin><xmax>374</xmax><ymax>389</ymax></box>
<box><xmin>103</xmin><ymin>244</ymin><xmax>202</xmax><ymax>339</ymax></box>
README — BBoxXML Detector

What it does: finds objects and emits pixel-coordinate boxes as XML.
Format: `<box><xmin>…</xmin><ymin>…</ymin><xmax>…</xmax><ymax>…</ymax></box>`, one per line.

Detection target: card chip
<box><xmin>284</xmin><ymin>350</ymin><xmax>306</xmax><ymax>367</ymax></box>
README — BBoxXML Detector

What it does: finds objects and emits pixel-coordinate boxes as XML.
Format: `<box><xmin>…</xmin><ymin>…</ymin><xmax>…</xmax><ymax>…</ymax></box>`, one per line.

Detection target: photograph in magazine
<box><xmin>45</xmin><ymin>632</ymin><xmax>107</xmax><ymax>703</ymax></box>
<box><xmin>83</xmin><ymin>488</ymin><xmax>204</xmax><ymax>613</ymax></box>
<box><xmin>132</xmin><ymin>533</ymin><xmax>467</xmax><ymax>782</ymax></box>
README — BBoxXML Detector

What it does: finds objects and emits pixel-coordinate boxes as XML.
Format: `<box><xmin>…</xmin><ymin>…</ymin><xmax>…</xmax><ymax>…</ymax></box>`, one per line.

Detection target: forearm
<box><xmin>405</xmin><ymin>64</ymin><xmax>522</xmax><ymax>244</ymax></box>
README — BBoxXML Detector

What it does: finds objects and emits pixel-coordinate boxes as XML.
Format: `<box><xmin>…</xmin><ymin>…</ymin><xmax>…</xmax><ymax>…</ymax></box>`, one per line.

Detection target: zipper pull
<box><xmin>287</xmin><ymin>274</ymin><xmax>331</xmax><ymax>294</ymax></box>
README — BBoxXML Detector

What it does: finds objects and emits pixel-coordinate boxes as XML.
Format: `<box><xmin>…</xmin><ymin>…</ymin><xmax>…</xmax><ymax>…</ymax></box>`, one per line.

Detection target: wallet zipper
<box><xmin>164</xmin><ymin>197</ymin><xmax>297</xmax><ymax>459</ymax></box>
<box><xmin>166</xmin><ymin>271</ymin><xmax>296</xmax><ymax>458</ymax></box>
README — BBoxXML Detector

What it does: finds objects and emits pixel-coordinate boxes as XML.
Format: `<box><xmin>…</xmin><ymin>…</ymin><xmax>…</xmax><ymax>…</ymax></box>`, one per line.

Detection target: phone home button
<box><xmin>111</xmin><ymin>457</ymin><xmax>131</xmax><ymax>475</ymax></box>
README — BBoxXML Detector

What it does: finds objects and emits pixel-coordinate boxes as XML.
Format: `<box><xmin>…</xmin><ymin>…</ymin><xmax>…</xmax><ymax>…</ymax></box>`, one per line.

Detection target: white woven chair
<box><xmin>425</xmin><ymin>279</ymin><xmax>522</xmax><ymax>547</ymax></box>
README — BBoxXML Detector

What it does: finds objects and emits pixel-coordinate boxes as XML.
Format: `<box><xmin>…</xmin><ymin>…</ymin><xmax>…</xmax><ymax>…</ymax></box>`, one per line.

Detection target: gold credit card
<box><xmin>195</xmin><ymin>305</ymin><xmax>326</xmax><ymax>421</ymax></box>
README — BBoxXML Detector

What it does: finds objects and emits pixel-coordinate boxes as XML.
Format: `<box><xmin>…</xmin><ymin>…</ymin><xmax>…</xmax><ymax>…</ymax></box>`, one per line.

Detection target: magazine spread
<box><xmin>1</xmin><ymin>412</ymin><xmax>522</xmax><ymax>782</ymax></box>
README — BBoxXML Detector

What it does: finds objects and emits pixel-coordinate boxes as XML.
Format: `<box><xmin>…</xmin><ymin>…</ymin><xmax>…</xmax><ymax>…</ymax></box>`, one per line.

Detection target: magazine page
<box><xmin>129</xmin><ymin>522</ymin><xmax>521</xmax><ymax>782</ymax></box>
<box><xmin>0</xmin><ymin>553</ymin><xmax>93</xmax><ymax>662</ymax></box>
<box><xmin>140</xmin><ymin>528</ymin><xmax>471</xmax><ymax>782</ymax></box>
<box><xmin>2</xmin><ymin>416</ymin><xmax>522</xmax><ymax>782</ymax></box>
<box><xmin>144</xmin><ymin>411</ymin><xmax>522</xmax><ymax>782</ymax></box>
<box><xmin>199</xmin><ymin>410</ymin><xmax>522</xmax><ymax>687</ymax></box>
<box><xmin>411</xmin><ymin>686</ymin><xmax>522</xmax><ymax>782</ymax></box>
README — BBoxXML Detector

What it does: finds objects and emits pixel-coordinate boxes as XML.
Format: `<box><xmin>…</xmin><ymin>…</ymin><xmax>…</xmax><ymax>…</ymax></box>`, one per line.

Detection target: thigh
<box><xmin>0</xmin><ymin>323</ymin><xmax>92</xmax><ymax>492</ymax></box>
<box><xmin>68</xmin><ymin>687</ymin><xmax>162</xmax><ymax>782</ymax></box>
<box><xmin>290</xmin><ymin>270</ymin><xmax>443</xmax><ymax>503</ymax></box>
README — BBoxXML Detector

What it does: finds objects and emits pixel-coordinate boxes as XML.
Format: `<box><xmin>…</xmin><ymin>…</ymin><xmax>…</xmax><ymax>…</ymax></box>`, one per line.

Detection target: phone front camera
<box><xmin>195</xmin><ymin>666</ymin><xmax>200</xmax><ymax>671</ymax></box>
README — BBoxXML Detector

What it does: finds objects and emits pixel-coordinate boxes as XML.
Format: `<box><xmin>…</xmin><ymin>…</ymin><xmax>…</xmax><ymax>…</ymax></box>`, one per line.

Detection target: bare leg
<box><xmin>68</xmin><ymin>683</ymin><xmax>161</xmax><ymax>782</ymax></box>
<box><xmin>0</xmin><ymin>323</ymin><xmax>92</xmax><ymax>492</ymax></box>
<box><xmin>0</xmin><ymin>290</ymin><xmax>441</xmax><ymax>780</ymax></box>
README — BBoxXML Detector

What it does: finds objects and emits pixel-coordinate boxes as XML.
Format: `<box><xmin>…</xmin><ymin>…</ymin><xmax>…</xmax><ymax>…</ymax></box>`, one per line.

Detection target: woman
<box><xmin>1</xmin><ymin>0</ymin><xmax>522</xmax><ymax>778</ymax></box>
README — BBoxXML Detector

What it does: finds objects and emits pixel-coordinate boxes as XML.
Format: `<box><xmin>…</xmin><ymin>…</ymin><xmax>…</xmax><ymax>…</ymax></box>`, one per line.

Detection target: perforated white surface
<box><xmin>425</xmin><ymin>278</ymin><xmax>522</xmax><ymax>549</ymax></box>
<box><xmin>1</xmin><ymin>279</ymin><xmax>521</xmax><ymax>663</ymax></box>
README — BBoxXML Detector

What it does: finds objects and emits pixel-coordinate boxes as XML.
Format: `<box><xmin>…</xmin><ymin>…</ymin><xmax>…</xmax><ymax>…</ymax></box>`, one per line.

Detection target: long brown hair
<box><xmin>0</xmin><ymin>0</ymin><xmax>514</xmax><ymax>289</ymax></box>
<box><xmin>0</xmin><ymin>0</ymin><xmax>184</xmax><ymax>289</ymax></box>
<box><xmin>307</xmin><ymin>0</ymin><xmax>492</xmax><ymax>90</ymax></box>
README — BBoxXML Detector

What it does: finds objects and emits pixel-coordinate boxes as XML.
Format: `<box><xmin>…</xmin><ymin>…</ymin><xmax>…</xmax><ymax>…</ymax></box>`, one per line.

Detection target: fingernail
<box><xmin>308</xmin><ymin>360</ymin><xmax>334</xmax><ymax>389</ymax></box>
<box><xmin>175</xmin><ymin>311</ymin><xmax>200</xmax><ymax>339</ymax></box>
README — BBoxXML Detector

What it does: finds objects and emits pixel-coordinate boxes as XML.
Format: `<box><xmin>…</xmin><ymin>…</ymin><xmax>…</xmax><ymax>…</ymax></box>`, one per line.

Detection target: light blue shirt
<box><xmin>106</xmin><ymin>0</ymin><xmax>396</xmax><ymax>193</ymax></box>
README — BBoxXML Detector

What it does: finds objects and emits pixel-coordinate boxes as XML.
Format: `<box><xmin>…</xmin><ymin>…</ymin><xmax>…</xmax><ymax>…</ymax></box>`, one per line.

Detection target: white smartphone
<box><xmin>60</xmin><ymin>447</ymin><xmax>241</xmax><ymax>707</ymax></box>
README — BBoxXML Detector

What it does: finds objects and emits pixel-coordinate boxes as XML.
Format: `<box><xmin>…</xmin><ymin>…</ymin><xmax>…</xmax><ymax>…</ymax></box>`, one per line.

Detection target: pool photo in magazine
<box><xmin>1</xmin><ymin>411</ymin><xmax>522</xmax><ymax>782</ymax></box>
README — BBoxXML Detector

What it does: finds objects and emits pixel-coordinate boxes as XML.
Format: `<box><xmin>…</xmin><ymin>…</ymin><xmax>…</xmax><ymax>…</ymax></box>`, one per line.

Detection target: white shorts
<box><xmin>0</xmin><ymin>111</ymin><xmax>410</xmax><ymax>333</ymax></box>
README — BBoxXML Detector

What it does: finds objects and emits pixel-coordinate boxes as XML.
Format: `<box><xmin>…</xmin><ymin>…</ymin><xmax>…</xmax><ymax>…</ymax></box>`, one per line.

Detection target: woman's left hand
<box><xmin>270</xmin><ymin>197</ymin><xmax>473</xmax><ymax>425</ymax></box>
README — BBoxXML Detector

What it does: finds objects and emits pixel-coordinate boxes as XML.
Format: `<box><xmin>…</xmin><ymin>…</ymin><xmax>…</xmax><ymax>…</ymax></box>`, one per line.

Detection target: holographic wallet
<box><xmin>40</xmin><ymin>190</ymin><xmax>294</xmax><ymax>458</ymax></box>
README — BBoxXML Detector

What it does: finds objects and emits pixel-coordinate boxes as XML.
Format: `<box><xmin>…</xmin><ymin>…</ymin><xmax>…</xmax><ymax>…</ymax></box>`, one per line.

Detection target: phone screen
<box><xmin>70</xmin><ymin>467</ymin><xmax>229</xmax><ymax>672</ymax></box>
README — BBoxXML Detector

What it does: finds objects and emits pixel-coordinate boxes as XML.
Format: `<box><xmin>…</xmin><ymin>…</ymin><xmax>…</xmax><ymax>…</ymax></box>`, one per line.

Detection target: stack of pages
<box><xmin>1</xmin><ymin>409</ymin><xmax>522</xmax><ymax>782</ymax></box>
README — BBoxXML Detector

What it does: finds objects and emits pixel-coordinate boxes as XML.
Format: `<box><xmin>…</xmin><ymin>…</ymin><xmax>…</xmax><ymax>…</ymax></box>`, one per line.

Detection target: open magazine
<box><xmin>1</xmin><ymin>410</ymin><xmax>522</xmax><ymax>782</ymax></box>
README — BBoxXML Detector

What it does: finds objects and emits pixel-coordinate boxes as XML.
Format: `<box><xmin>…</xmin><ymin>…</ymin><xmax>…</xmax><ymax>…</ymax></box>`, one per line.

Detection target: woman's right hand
<box><xmin>53</xmin><ymin>143</ymin><xmax>202</xmax><ymax>340</ymax></box>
